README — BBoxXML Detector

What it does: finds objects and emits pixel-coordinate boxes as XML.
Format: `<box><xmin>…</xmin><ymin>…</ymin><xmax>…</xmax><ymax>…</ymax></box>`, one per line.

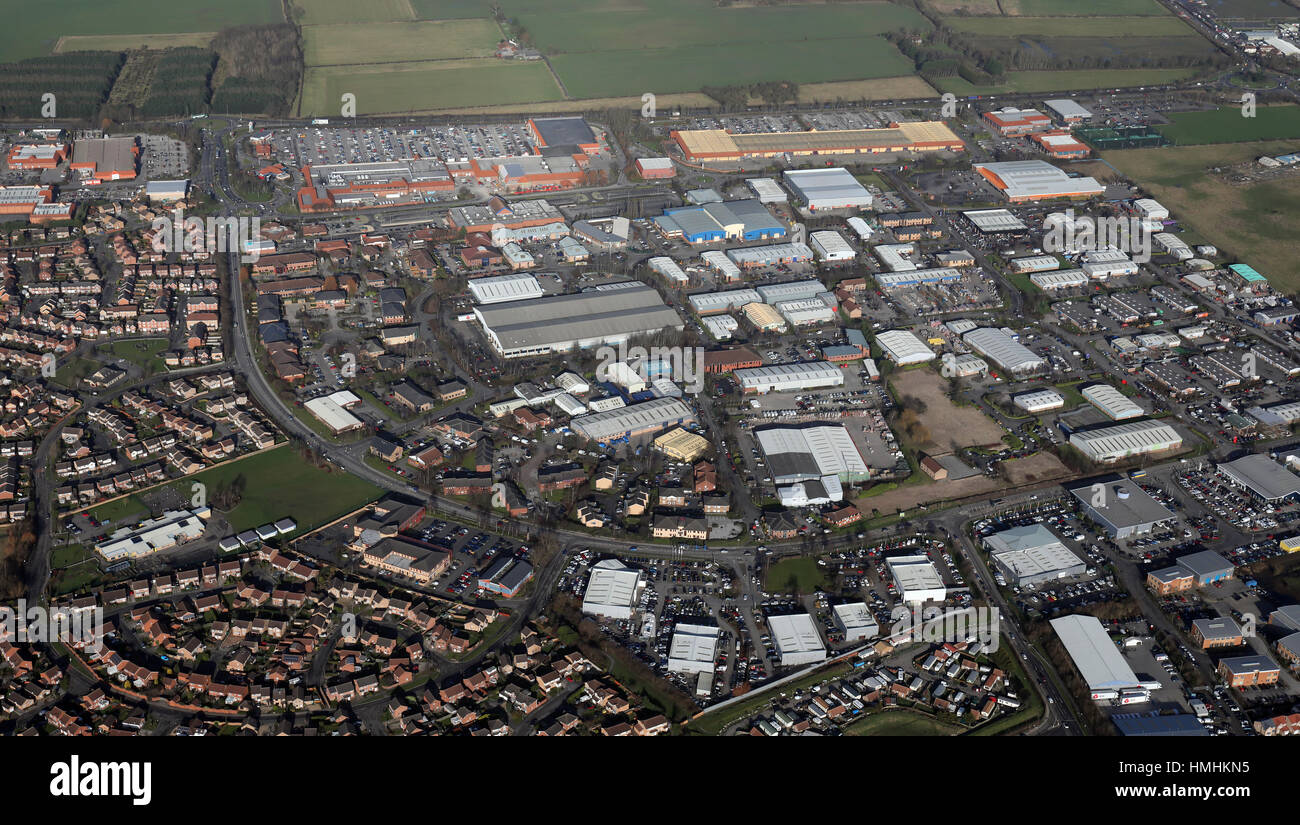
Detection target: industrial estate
<box><xmin>4</xmin><ymin>3</ymin><xmax>1300</xmax><ymax>772</ymax></box>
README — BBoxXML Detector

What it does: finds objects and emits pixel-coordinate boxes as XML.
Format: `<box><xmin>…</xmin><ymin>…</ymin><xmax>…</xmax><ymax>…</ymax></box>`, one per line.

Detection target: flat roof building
<box><xmin>1013</xmin><ymin>388</ymin><xmax>1065</xmax><ymax>413</ymax></box>
<box><xmin>735</xmin><ymin>361</ymin><xmax>844</xmax><ymax>394</ymax></box>
<box><xmin>783</xmin><ymin>168</ymin><xmax>873</xmax><ymax>211</ymax></box>
<box><xmin>581</xmin><ymin>559</ymin><xmax>644</xmax><ymax>620</ymax></box>
<box><xmin>755</xmin><ymin>422</ymin><xmax>870</xmax><ymax>485</ymax></box>
<box><xmin>768</xmin><ymin>613</ymin><xmax>827</xmax><ymax>667</ymax></box>
<box><xmin>886</xmin><ymin>555</ymin><xmax>947</xmax><ymax>604</ymax></box>
<box><xmin>1050</xmin><ymin>614</ymin><xmax>1141</xmax><ymax>694</ymax></box>
<box><xmin>1081</xmin><ymin>384</ymin><xmax>1144</xmax><ymax>420</ymax></box>
<box><xmin>1069</xmin><ymin>420</ymin><xmax>1182</xmax><ymax>464</ymax></box>
<box><xmin>570</xmin><ymin>397</ymin><xmax>696</xmax><ymax>443</ymax></box>
<box><xmin>832</xmin><ymin>602</ymin><xmax>879</xmax><ymax>643</ymax></box>
<box><xmin>875</xmin><ymin>329</ymin><xmax>935</xmax><ymax>365</ymax></box>
<box><xmin>1217</xmin><ymin>453</ymin><xmax>1300</xmax><ymax>502</ymax></box>
<box><xmin>1067</xmin><ymin>476</ymin><xmax>1176</xmax><ymax>540</ymax></box>
<box><xmin>667</xmin><ymin>623</ymin><xmax>720</xmax><ymax>674</ymax></box>
<box><xmin>974</xmin><ymin>160</ymin><xmax>1104</xmax><ymax>203</ymax></box>
<box><xmin>984</xmin><ymin>523</ymin><xmax>1086</xmax><ymax>586</ymax></box>
<box><xmin>671</xmin><ymin>121</ymin><xmax>964</xmax><ymax>163</ymax></box>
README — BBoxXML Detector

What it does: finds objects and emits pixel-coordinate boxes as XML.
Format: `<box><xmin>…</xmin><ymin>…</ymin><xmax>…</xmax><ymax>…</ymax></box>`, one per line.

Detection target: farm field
<box><xmin>410</xmin><ymin>0</ymin><xmax>497</xmax><ymax>17</ymax></box>
<box><xmin>1106</xmin><ymin>139</ymin><xmax>1300</xmax><ymax>290</ymax></box>
<box><xmin>1157</xmin><ymin>105</ymin><xmax>1300</xmax><ymax>144</ymax></box>
<box><xmin>54</xmin><ymin>32</ymin><xmax>217</xmax><ymax>53</ymax></box>
<box><xmin>935</xmin><ymin>67</ymin><xmax>1200</xmax><ymax>96</ymax></box>
<box><xmin>291</xmin><ymin>0</ymin><xmax>415</xmax><ymax>25</ymax></box>
<box><xmin>1201</xmin><ymin>0</ymin><xmax>1300</xmax><ymax>16</ymax></box>
<box><xmin>1002</xmin><ymin>0</ymin><xmax>1169</xmax><ymax>13</ymax></box>
<box><xmin>551</xmin><ymin>38</ymin><xmax>915</xmax><ymax>100</ymax></box>
<box><xmin>302</xmin><ymin>19</ymin><xmax>501</xmax><ymax>66</ymax></box>
<box><xmin>944</xmin><ymin>15</ymin><xmax>1198</xmax><ymax>36</ymax></box>
<box><xmin>794</xmin><ymin>76</ymin><xmax>937</xmax><ymax>103</ymax></box>
<box><xmin>420</xmin><ymin>92</ymin><xmax>717</xmax><ymax>116</ymax></box>
<box><xmin>0</xmin><ymin>0</ymin><xmax>281</xmax><ymax>61</ymax></box>
<box><xmin>299</xmin><ymin>59</ymin><xmax>562</xmax><ymax>116</ymax></box>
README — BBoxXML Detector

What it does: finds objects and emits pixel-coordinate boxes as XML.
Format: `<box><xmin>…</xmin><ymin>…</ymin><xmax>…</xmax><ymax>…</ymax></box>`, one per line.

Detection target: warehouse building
<box><xmin>581</xmin><ymin>559</ymin><xmax>645</xmax><ymax>620</ymax></box>
<box><xmin>875</xmin><ymin>268</ymin><xmax>961</xmax><ymax>290</ymax></box>
<box><xmin>984</xmin><ymin>523</ymin><xmax>1085</xmax><ymax>586</ymax></box>
<box><xmin>741</xmin><ymin>302</ymin><xmax>788</xmax><ymax>332</ymax></box>
<box><xmin>655</xmin><ymin>198</ymin><xmax>785</xmax><ymax>244</ymax></box>
<box><xmin>1009</xmin><ymin>255</ymin><xmax>1059</xmax><ymax>274</ymax></box>
<box><xmin>963</xmin><ymin>328</ymin><xmax>1046</xmax><ymax>376</ymax></box>
<box><xmin>1217</xmin><ymin>453</ymin><xmax>1300</xmax><ymax>502</ymax></box>
<box><xmin>635</xmin><ymin>157</ymin><xmax>675</xmax><ymax>179</ymax></box>
<box><xmin>783</xmin><ymin>167</ymin><xmax>873</xmax><ymax>211</ymax></box>
<box><xmin>983</xmin><ymin>107</ymin><xmax>1052</xmax><ymax>136</ymax></box>
<box><xmin>1014</xmin><ymin>388</ymin><xmax>1065</xmax><ymax>413</ymax></box>
<box><xmin>1132</xmin><ymin>198</ymin><xmax>1169</xmax><ymax>221</ymax></box>
<box><xmin>832</xmin><ymin>602</ymin><xmax>879</xmax><ymax>642</ymax></box>
<box><xmin>1081</xmin><ymin>384</ymin><xmax>1144</xmax><ymax>420</ymax></box>
<box><xmin>700</xmin><ymin>249</ymin><xmax>742</xmax><ymax>282</ymax></box>
<box><xmin>527</xmin><ymin>116</ymin><xmax>600</xmax><ymax>154</ymax></box>
<box><xmin>671</xmin><ymin>121</ymin><xmax>964</xmax><ymax>163</ymax></box>
<box><xmin>654</xmin><ymin>427</ymin><xmax>710</xmax><ymax>462</ymax></box>
<box><xmin>963</xmin><ymin>208</ymin><xmax>1027</xmax><ymax>233</ymax></box>
<box><xmin>727</xmin><ymin>242</ymin><xmax>813</xmax><ymax>269</ymax></box>
<box><xmin>570</xmin><ymin>397</ymin><xmax>696</xmax><ymax>442</ymax></box>
<box><xmin>1050</xmin><ymin>614</ymin><xmax>1142</xmax><ymax>696</ymax></box>
<box><xmin>1044</xmin><ymin>98</ymin><xmax>1093</xmax><ymax>124</ymax></box>
<box><xmin>1067</xmin><ymin>476</ymin><xmax>1176</xmax><ymax>540</ymax></box>
<box><xmin>96</xmin><ymin>507</ymin><xmax>210</xmax><ymax>562</ymax></box>
<box><xmin>1030</xmin><ymin>131</ymin><xmax>1090</xmax><ymax>159</ymax></box>
<box><xmin>474</xmin><ymin>282</ymin><xmax>683</xmax><ymax>357</ymax></box>
<box><xmin>467</xmin><ymin>272</ymin><xmax>544</xmax><ymax>304</ymax></box>
<box><xmin>757</xmin><ymin>279</ymin><xmax>826</xmax><ymax>304</ymax></box>
<box><xmin>974</xmin><ymin>161</ymin><xmax>1104</xmax><ymax>203</ymax></box>
<box><xmin>702</xmin><ymin>314</ymin><xmax>738</xmax><ymax>340</ymax></box>
<box><xmin>145</xmin><ymin>179</ymin><xmax>189</xmax><ymax>203</ymax></box>
<box><xmin>886</xmin><ymin>555</ymin><xmax>947</xmax><ymax>604</ymax></box>
<box><xmin>735</xmin><ymin>361</ymin><xmax>844</xmax><ymax>394</ymax></box>
<box><xmin>647</xmin><ymin>256</ymin><xmax>688</xmax><ymax>284</ymax></box>
<box><xmin>768</xmin><ymin>613</ymin><xmax>827</xmax><ymax>667</ymax></box>
<box><xmin>70</xmin><ymin>136</ymin><xmax>138</xmax><ymax>184</ymax></box>
<box><xmin>1030</xmin><ymin>270</ymin><xmax>1089</xmax><ymax>290</ymax></box>
<box><xmin>810</xmin><ymin>230</ymin><xmax>856</xmax><ymax>262</ymax></box>
<box><xmin>775</xmin><ymin>298</ymin><xmax>836</xmax><ymax>327</ymax></box>
<box><xmin>304</xmin><ymin>391</ymin><xmax>365</xmax><ymax>434</ymax></box>
<box><xmin>755</xmin><ymin>422</ymin><xmax>869</xmax><ymax>485</ymax></box>
<box><xmin>1069</xmin><ymin>420</ymin><xmax>1182</xmax><ymax>463</ymax></box>
<box><xmin>689</xmin><ymin>288</ymin><xmax>762</xmax><ymax>316</ymax></box>
<box><xmin>746</xmin><ymin>177</ymin><xmax>788</xmax><ymax>203</ymax></box>
<box><xmin>667</xmin><ymin>623</ymin><xmax>720</xmax><ymax>674</ymax></box>
<box><xmin>875</xmin><ymin>329</ymin><xmax>935</xmax><ymax>365</ymax></box>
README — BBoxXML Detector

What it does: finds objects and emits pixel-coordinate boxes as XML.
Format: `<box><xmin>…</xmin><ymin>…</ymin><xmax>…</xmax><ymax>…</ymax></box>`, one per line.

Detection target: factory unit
<box><xmin>874</xmin><ymin>268</ymin><xmax>962</xmax><ymax>291</ymax></box>
<box><xmin>1216</xmin><ymin>453</ymin><xmax>1300</xmax><ymax>503</ymax></box>
<box><xmin>756</xmin><ymin>279</ymin><xmax>825</xmax><ymax>304</ymax></box>
<box><xmin>1050</xmin><ymin>614</ymin><xmax>1142</xmax><ymax>698</ymax></box>
<box><xmin>654</xmin><ymin>198</ymin><xmax>786</xmax><ymax>244</ymax></box>
<box><xmin>1013</xmin><ymin>388</ymin><xmax>1065</xmax><ymax>413</ymax></box>
<box><xmin>581</xmin><ymin>559</ymin><xmax>645</xmax><ymax>620</ymax></box>
<box><xmin>1009</xmin><ymin>255</ymin><xmax>1060</xmax><ymax>274</ymax></box>
<box><xmin>1068</xmin><ymin>420</ymin><xmax>1182</xmax><ymax>463</ymax></box>
<box><xmin>667</xmin><ymin>623</ymin><xmax>721</xmax><ymax>674</ymax></box>
<box><xmin>1044</xmin><ymin>99</ymin><xmax>1093</xmax><ymax>124</ymax></box>
<box><xmin>727</xmin><ymin>242</ymin><xmax>813</xmax><ymax>269</ymax></box>
<box><xmin>755</xmin><ymin>422</ymin><xmax>870</xmax><ymax>486</ymax></box>
<box><xmin>647</xmin><ymin>256</ymin><xmax>688</xmax><ymax>284</ymax></box>
<box><xmin>886</xmin><ymin>555</ymin><xmax>947</xmax><ymax>604</ymax></box>
<box><xmin>982</xmin><ymin>107</ymin><xmax>1053</xmax><ymax>136</ymax></box>
<box><xmin>466</xmin><ymin>272</ymin><xmax>544</xmax><ymax>304</ymax></box>
<box><xmin>569</xmin><ymin>397</ymin><xmax>696</xmax><ymax>443</ymax></box>
<box><xmin>745</xmin><ymin>177</ymin><xmax>788</xmax><ymax>203</ymax></box>
<box><xmin>783</xmin><ymin>167</ymin><xmax>873</xmax><ymax>211</ymax></box>
<box><xmin>670</xmin><ymin>121</ymin><xmax>964</xmax><ymax>163</ymax></box>
<box><xmin>474</xmin><ymin>282</ymin><xmax>683</xmax><ymax>358</ymax></box>
<box><xmin>873</xmin><ymin>243</ymin><xmax>918</xmax><ymax>272</ymax></box>
<box><xmin>775</xmin><ymin>298</ymin><xmax>836</xmax><ymax>327</ymax></box>
<box><xmin>740</xmin><ymin>302</ymin><xmax>788</xmax><ymax>332</ymax></box>
<box><xmin>810</xmin><ymin>230</ymin><xmax>856</xmax><ymax>262</ymax></box>
<box><xmin>689</xmin><ymin>288</ymin><xmax>762</xmax><ymax>316</ymax></box>
<box><xmin>1030</xmin><ymin>270</ymin><xmax>1089</xmax><ymax>290</ymax></box>
<box><xmin>832</xmin><ymin>602</ymin><xmax>879</xmax><ymax>642</ymax></box>
<box><xmin>963</xmin><ymin>208</ymin><xmax>1028</xmax><ymax>233</ymax></box>
<box><xmin>962</xmin><ymin>328</ymin><xmax>1047</xmax><ymax>376</ymax></box>
<box><xmin>700</xmin><ymin>250</ymin><xmax>742</xmax><ymax>282</ymax></box>
<box><xmin>735</xmin><ymin>361</ymin><xmax>844</xmax><ymax>394</ymax></box>
<box><xmin>875</xmin><ymin>330</ymin><xmax>935</xmax><ymax>365</ymax></box>
<box><xmin>974</xmin><ymin>160</ymin><xmax>1104</xmax><ymax>203</ymax></box>
<box><xmin>767</xmin><ymin>614</ymin><xmax>827</xmax><ymax>668</ymax></box>
<box><xmin>1081</xmin><ymin>384</ymin><xmax>1144</xmax><ymax>420</ymax></box>
<box><xmin>985</xmin><ymin>523</ymin><xmax>1086</xmax><ymax>586</ymax></box>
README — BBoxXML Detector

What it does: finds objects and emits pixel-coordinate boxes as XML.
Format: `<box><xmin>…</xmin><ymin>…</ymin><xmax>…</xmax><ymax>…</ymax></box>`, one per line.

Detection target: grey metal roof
<box><xmin>474</xmin><ymin>283</ymin><xmax>682</xmax><ymax>353</ymax></box>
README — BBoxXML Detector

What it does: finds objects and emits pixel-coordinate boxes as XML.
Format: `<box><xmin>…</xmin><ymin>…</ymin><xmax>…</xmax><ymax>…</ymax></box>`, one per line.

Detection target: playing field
<box><xmin>302</xmin><ymin>19</ymin><xmax>501</xmax><ymax>65</ymax></box>
<box><xmin>293</xmin><ymin>0</ymin><xmax>416</xmax><ymax>26</ymax></box>
<box><xmin>936</xmin><ymin>67</ymin><xmax>1200</xmax><ymax>96</ymax></box>
<box><xmin>1</xmin><ymin>0</ymin><xmax>281</xmax><ymax>61</ymax></box>
<box><xmin>1107</xmin><ymin>139</ymin><xmax>1300</xmax><ymax>291</ymax></box>
<box><xmin>54</xmin><ymin>32</ymin><xmax>217</xmax><ymax>53</ymax></box>
<box><xmin>1157</xmin><ymin>105</ymin><xmax>1300</xmax><ymax>145</ymax></box>
<box><xmin>300</xmin><ymin>59</ymin><xmax>563</xmax><ymax>116</ymax></box>
<box><xmin>551</xmin><ymin>38</ymin><xmax>915</xmax><ymax>100</ymax></box>
<box><xmin>945</xmin><ymin>15</ymin><xmax>1197</xmax><ymax>36</ymax></box>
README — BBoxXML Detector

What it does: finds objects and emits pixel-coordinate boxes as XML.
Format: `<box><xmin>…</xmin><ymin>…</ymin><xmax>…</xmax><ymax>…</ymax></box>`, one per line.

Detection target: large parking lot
<box><xmin>274</xmin><ymin>123</ymin><xmax>541</xmax><ymax>167</ymax></box>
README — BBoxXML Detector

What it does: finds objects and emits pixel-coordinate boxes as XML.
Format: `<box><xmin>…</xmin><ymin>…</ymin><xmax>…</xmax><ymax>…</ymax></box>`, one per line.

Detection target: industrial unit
<box><xmin>570</xmin><ymin>397</ymin><xmax>696</xmax><ymax>443</ymax></box>
<box><xmin>1068</xmin><ymin>420</ymin><xmax>1182</xmax><ymax>464</ymax></box>
<box><xmin>767</xmin><ymin>613</ymin><xmax>828</xmax><ymax>667</ymax></box>
<box><xmin>783</xmin><ymin>167</ymin><xmax>873</xmax><ymax>211</ymax></box>
<box><xmin>466</xmin><ymin>272</ymin><xmax>545</xmax><ymax>304</ymax></box>
<box><xmin>1067</xmin><ymin>476</ymin><xmax>1177</xmax><ymax>540</ymax></box>
<box><xmin>875</xmin><ymin>329</ymin><xmax>935</xmax><ymax>365</ymax></box>
<box><xmin>984</xmin><ymin>523</ymin><xmax>1086</xmax><ymax>586</ymax></box>
<box><xmin>963</xmin><ymin>328</ymin><xmax>1047</xmax><ymax>376</ymax></box>
<box><xmin>1081</xmin><ymin>384</ymin><xmax>1144</xmax><ymax>420</ymax></box>
<box><xmin>581</xmin><ymin>559</ymin><xmax>646</xmax><ymax>620</ymax></box>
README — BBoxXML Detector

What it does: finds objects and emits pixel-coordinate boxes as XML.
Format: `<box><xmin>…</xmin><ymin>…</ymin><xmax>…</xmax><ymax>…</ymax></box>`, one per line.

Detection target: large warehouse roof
<box><xmin>689</xmin><ymin>288</ymin><xmax>762</xmax><ymax>314</ymax></box>
<box><xmin>975</xmin><ymin>160</ymin><xmax>1104</xmax><ymax>201</ymax></box>
<box><xmin>755</xmin><ymin>422</ymin><xmax>868</xmax><ymax>483</ymax></box>
<box><xmin>1218</xmin><ymin>453</ymin><xmax>1300</xmax><ymax>501</ymax></box>
<box><xmin>1066</xmin><ymin>476</ymin><xmax>1175</xmax><ymax>532</ymax></box>
<box><xmin>875</xmin><ymin>329</ymin><xmax>934</xmax><ymax>364</ymax></box>
<box><xmin>768</xmin><ymin>613</ymin><xmax>826</xmax><ymax>656</ymax></box>
<box><xmin>735</xmin><ymin>361</ymin><xmax>844</xmax><ymax>393</ymax></box>
<box><xmin>467</xmin><ymin>272</ymin><xmax>544</xmax><ymax>304</ymax></box>
<box><xmin>1050</xmin><ymin>614</ymin><xmax>1140</xmax><ymax>691</ymax></box>
<box><xmin>673</xmin><ymin>122</ymin><xmax>963</xmax><ymax>161</ymax></box>
<box><xmin>667</xmin><ymin>623</ymin><xmax>720</xmax><ymax>673</ymax></box>
<box><xmin>985</xmin><ymin>524</ymin><xmax>1084</xmax><ymax>583</ymax></box>
<box><xmin>570</xmin><ymin>397</ymin><xmax>695</xmax><ymax>442</ymax></box>
<box><xmin>963</xmin><ymin>328</ymin><xmax>1046</xmax><ymax>374</ymax></box>
<box><xmin>963</xmin><ymin>208</ymin><xmax>1027</xmax><ymax>232</ymax></box>
<box><xmin>474</xmin><ymin>282</ymin><xmax>682</xmax><ymax>356</ymax></box>
<box><xmin>582</xmin><ymin>559</ymin><xmax>643</xmax><ymax>619</ymax></box>
<box><xmin>1069</xmin><ymin>420</ymin><xmax>1182</xmax><ymax>463</ymax></box>
<box><xmin>783</xmin><ymin>167</ymin><xmax>873</xmax><ymax>209</ymax></box>
<box><xmin>1081</xmin><ymin>384</ymin><xmax>1144</xmax><ymax>420</ymax></box>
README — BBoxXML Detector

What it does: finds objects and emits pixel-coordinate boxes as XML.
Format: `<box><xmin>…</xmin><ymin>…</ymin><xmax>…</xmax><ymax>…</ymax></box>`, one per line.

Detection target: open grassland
<box><xmin>1002</xmin><ymin>0</ymin><xmax>1169</xmax><ymax>13</ymax></box>
<box><xmin>794</xmin><ymin>76</ymin><xmax>937</xmax><ymax>102</ymax></box>
<box><xmin>1</xmin><ymin>0</ymin><xmax>280</xmax><ymax>61</ymax></box>
<box><xmin>1202</xmin><ymin>0</ymin><xmax>1300</xmax><ymax>17</ymax></box>
<box><xmin>55</xmin><ymin>32</ymin><xmax>217</xmax><ymax>53</ymax></box>
<box><xmin>936</xmin><ymin>67</ymin><xmax>1200</xmax><ymax>96</ymax></box>
<box><xmin>765</xmin><ymin>557</ymin><xmax>828</xmax><ymax>594</ymax></box>
<box><xmin>1157</xmin><ymin>105</ymin><xmax>1300</xmax><ymax>145</ymax></box>
<box><xmin>302</xmin><ymin>19</ymin><xmax>501</xmax><ymax>66</ymax></box>
<box><xmin>846</xmin><ymin>710</ymin><xmax>964</xmax><ymax>736</ymax></box>
<box><xmin>1107</xmin><ymin>139</ymin><xmax>1300</xmax><ymax>291</ymax></box>
<box><xmin>944</xmin><ymin>15</ymin><xmax>1198</xmax><ymax>36</ymax></box>
<box><xmin>411</xmin><ymin>0</ymin><xmax>498</xmax><ymax>17</ymax></box>
<box><xmin>292</xmin><ymin>0</ymin><xmax>415</xmax><ymax>25</ymax></box>
<box><xmin>552</xmin><ymin>38</ymin><xmax>914</xmax><ymax>100</ymax></box>
<box><xmin>300</xmin><ymin>59</ymin><xmax>562</xmax><ymax>115</ymax></box>
<box><xmin>415</xmin><ymin>92</ymin><xmax>716</xmax><ymax>116</ymax></box>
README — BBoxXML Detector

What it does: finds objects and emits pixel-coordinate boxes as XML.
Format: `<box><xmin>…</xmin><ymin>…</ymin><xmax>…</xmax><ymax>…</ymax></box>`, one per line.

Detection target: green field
<box><xmin>0</xmin><ymin>0</ymin><xmax>281</xmax><ymax>61</ymax></box>
<box><xmin>846</xmin><ymin>710</ymin><xmax>964</xmax><ymax>736</ymax></box>
<box><xmin>764</xmin><ymin>557</ymin><xmax>828</xmax><ymax>594</ymax></box>
<box><xmin>54</xmin><ymin>32</ymin><xmax>217</xmax><ymax>53</ymax></box>
<box><xmin>1158</xmin><ymin>105</ymin><xmax>1300</xmax><ymax>145</ymax></box>
<box><xmin>945</xmin><ymin>15</ymin><xmax>1198</xmax><ymax>36</ymax></box>
<box><xmin>552</xmin><ymin>38</ymin><xmax>915</xmax><ymax>100</ymax></box>
<box><xmin>292</xmin><ymin>0</ymin><xmax>415</xmax><ymax>26</ymax></box>
<box><xmin>936</xmin><ymin>67</ymin><xmax>1200</xmax><ymax>96</ymax></box>
<box><xmin>410</xmin><ymin>0</ymin><xmax>496</xmax><ymax>17</ymax></box>
<box><xmin>87</xmin><ymin>445</ymin><xmax>382</xmax><ymax>533</ymax></box>
<box><xmin>99</xmin><ymin>338</ymin><xmax>170</xmax><ymax>376</ymax></box>
<box><xmin>300</xmin><ymin>59</ymin><xmax>562</xmax><ymax>115</ymax></box>
<box><xmin>1201</xmin><ymin>0</ymin><xmax>1300</xmax><ymax>17</ymax></box>
<box><xmin>303</xmin><ymin>19</ymin><xmax>501</xmax><ymax>66</ymax></box>
<box><xmin>1002</xmin><ymin>0</ymin><xmax>1169</xmax><ymax>13</ymax></box>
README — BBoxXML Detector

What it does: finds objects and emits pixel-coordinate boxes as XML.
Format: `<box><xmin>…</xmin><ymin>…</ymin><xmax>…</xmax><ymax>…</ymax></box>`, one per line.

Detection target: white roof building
<box><xmin>735</xmin><ymin>361</ymin><xmax>844</xmax><ymax>394</ymax></box>
<box><xmin>1014</xmin><ymin>388</ymin><xmax>1065</xmax><ymax>413</ymax></box>
<box><xmin>964</xmin><ymin>208</ymin><xmax>1027</xmax><ymax>232</ymax></box>
<box><xmin>1069</xmin><ymin>420</ymin><xmax>1182</xmax><ymax>463</ymax></box>
<box><xmin>847</xmin><ymin>216</ymin><xmax>874</xmax><ymax>242</ymax></box>
<box><xmin>555</xmin><ymin>371</ymin><xmax>590</xmax><ymax>394</ymax></box>
<box><xmin>304</xmin><ymin>392</ymin><xmax>364</xmax><ymax>433</ymax></box>
<box><xmin>648</xmin><ymin>256</ymin><xmax>688</xmax><ymax>283</ymax></box>
<box><xmin>467</xmin><ymin>272</ymin><xmax>545</xmax><ymax>304</ymax></box>
<box><xmin>1050</xmin><ymin>614</ymin><xmax>1141</xmax><ymax>693</ymax></box>
<box><xmin>700</xmin><ymin>249</ymin><xmax>742</xmax><ymax>282</ymax></box>
<box><xmin>775</xmin><ymin>297</ymin><xmax>836</xmax><ymax>326</ymax></box>
<box><xmin>783</xmin><ymin>167</ymin><xmax>873</xmax><ymax>211</ymax></box>
<box><xmin>746</xmin><ymin>177</ymin><xmax>788</xmax><ymax>203</ymax></box>
<box><xmin>756</xmin><ymin>279</ymin><xmax>825</xmax><ymax>304</ymax></box>
<box><xmin>581</xmin><ymin>559</ymin><xmax>645</xmax><ymax>620</ymax></box>
<box><xmin>963</xmin><ymin>327</ymin><xmax>1046</xmax><ymax>375</ymax></box>
<box><xmin>702</xmin><ymin>314</ymin><xmax>738</xmax><ymax>340</ymax></box>
<box><xmin>873</xmin><ymin>243</ymin><xmax>917</xmax><ymax>272</ymax></box>
<box><xmin>810</xmin><ymin>230</ymin><xmax>856</xmax><ymax>262</ymax></box>
<box><xmin>726</xmin><ymin>242</ymin><xmax>813</xmax><ymax>268</ymax></box>
<box><xmin>1132</xmin><ymin>198</ymin><xmax>1169</xmax><ymax>221</ymax></box>
<box><xmin>875</xmin><ymin>329</ymin><xmax>935</xmax><ymax>365</ymax></box>
<box><xmin>689</xmin><ymin>288</ymin><xmax>762</xmax><ymax>315</ymax></box>
<box><xmin>755</xmin><ymin>423</ymin><xmax>869</xmax><ymax>484</ymax></box>
<box><xmin>768</xmin><ymin>613</ymin><xmax>827</xmax><ymax>667</ymax></box>
<box><xmin>96</xmin><ymin>508</ymin><xmax>211</xmax><ymax>562</ymax></box>
<box><xmin>1030</xmin><ymin>270</ymin><xmax>1089</xmax><ymax>290</ymax></box>
<box><xmin>886</xmin><ymin>555</ymin><xmax>947</xmax><ymax>604</ymax></box>
<box><xmin>667</xmin><ymin>623</ymin><xmax>720</xmax><ymax>674</ymax></box>
<box><xmin>1081</xmin><ymin>384</ymin><xmax>1144</xmax><ymax>420</ymax></box>
<box><xmin>832</xmin><ymin>602</ymin><xmax>879</xmax><ymax>642</ymax></box>
<box><xmin>985</xmin><ymin>523</ymin><xmax>1086</xmax><ymax>586</ymax></box>
<box><xmin>975</xmin><ymin>160</ymin><xmax>1104</xmax><ymax>202</ymax></box>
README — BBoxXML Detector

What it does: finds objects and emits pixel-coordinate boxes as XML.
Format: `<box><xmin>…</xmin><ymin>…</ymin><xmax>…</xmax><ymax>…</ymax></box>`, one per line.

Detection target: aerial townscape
<box><xmin>6</xmin><ymin>3</ymin><xmax>1300</xmax><ymax>783</ymax></box>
